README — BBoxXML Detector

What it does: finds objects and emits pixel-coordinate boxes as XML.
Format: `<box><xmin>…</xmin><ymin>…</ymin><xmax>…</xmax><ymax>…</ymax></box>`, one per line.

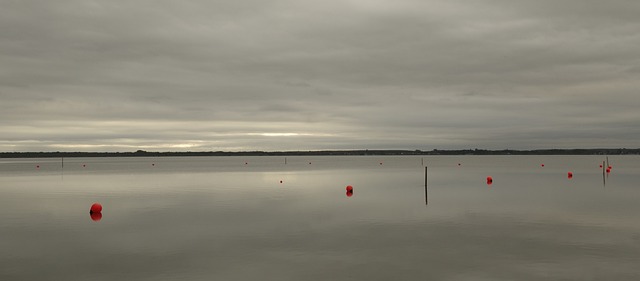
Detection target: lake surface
<box><xmin>1</xmin><ymin>155</ymin><xmax>639</xmax><ymax>280</ymax></box>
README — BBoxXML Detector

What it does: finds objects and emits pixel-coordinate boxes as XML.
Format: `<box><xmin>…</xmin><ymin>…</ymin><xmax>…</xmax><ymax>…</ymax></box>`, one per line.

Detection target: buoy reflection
<box><xmin>90</xmin><ymin>212</ymin><xmax>102</xmax><ymax>222</ymax></box>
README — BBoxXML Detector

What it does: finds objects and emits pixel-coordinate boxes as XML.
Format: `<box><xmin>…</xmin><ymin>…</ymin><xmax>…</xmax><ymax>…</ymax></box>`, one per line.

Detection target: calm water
<box><xmin>1</xmin><ymin>156</ymin><xmax>639</xmax><ymax>280</ymax></box>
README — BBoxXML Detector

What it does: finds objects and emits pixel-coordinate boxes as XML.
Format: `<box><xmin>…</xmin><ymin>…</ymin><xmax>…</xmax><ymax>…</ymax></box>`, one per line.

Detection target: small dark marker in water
<box><xmin>36</xmin><ymin>165</ymin><xmax>40</xmax><ymax>169</ymax></box>
<box><xmin>541</xmin><ymin>164</ymin><xmax>544</xmax><ymax>167</ymax></box>
<box><xmin>486</xmin><ymin>176</ymin><xmax>493</xmax><ymax>185</ymax></box>
<box><xmin>83</xmin><ymin>164</ymin><xmax>86</xmax><ymax>167</ymax></box>
<box><xmin>280</xmin><ymin>180</ymin><xmax>283</xmax><ymax>183</ymax></box>
<box><xmin>568</xmin><ymin>172</ymin><xmax>573</xmax><ymax>179</ymax></box>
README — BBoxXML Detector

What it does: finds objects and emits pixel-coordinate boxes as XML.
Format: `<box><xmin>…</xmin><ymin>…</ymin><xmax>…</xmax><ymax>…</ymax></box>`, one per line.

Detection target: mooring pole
<box><xmin>424</xmin><ymin>166</ymin><xmax>428</xmax><ymax>186</ymax></box>
<box><xmin>603</xmin><ymin>161</ymin><xmax>606</xmax><ymax>186</ymax></box>
<box><xmin>62</xmin><ymin>157</ymin><xmax>64</xmax><ymax>169</ymax></box>
<box><xmin>424</xmin><ymin>166</ymin><xmax>428</xmax><ymax>205</ymax></box>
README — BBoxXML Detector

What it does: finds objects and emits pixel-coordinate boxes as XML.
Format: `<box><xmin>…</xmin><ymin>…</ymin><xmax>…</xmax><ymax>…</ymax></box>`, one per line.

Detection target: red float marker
<box><xmin>486</xmin><ymin>176</ymin><xmax>493</xmax><ymax>185</ymax></box>
<box><xmin>346</xmin><ymin>190</ymin><xmax>353</xmax><ymax>197</ymax></box>
<box><xmin>568</xmin><ymin>172</ymin><xmax>573</xmax><ymax>179</ymax></box>
<box><xmin>90</xmin><ymin>203</ymin><xmax>103</xmax><ymax>214</ymax></box>
<box><xmin>599</xmin><ymin>164</ymin><xmax>603</xmax><ymax>168</ymax></box>
<box><xmin>36</xmin><ymin>165</ymin><xmax>40</xmax><ymax>169</ymax></box>
<box><xmin>541</xmin><ymin>164</ymin><xmax>545</xmax><ymax>167</ymax></box>
<box><xmin>346</xmin><ymin>185</ymin><xmax>353</xmax><ymax>192</ymax></box>
<box><xmin>606</xmin><ymin>168</ymin><xmax>611</xmax><ymax>174</ymax></box>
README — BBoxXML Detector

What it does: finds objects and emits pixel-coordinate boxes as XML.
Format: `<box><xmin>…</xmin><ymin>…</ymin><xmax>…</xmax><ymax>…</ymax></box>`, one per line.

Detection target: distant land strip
<box><xmin>1</xmin><ymin>149</ymin><xmax>639</xmax><ymax>158</ymax></box>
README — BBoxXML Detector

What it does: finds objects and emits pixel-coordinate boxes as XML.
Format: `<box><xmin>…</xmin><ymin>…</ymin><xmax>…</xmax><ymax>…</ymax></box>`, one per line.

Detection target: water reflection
<box><xmin>90</xmin><ymin>212</ymin><xmax>102</xmax><ymax>222</ymax></box>
<box><xmin>1</xmin><ymin>156</ymin><xmax>640</xmax><ymax>280</ymax></box>
<box><xmin>425</xmin><ymin>185</ymin><xmax>428</xmax><ymax>205</ymax></box>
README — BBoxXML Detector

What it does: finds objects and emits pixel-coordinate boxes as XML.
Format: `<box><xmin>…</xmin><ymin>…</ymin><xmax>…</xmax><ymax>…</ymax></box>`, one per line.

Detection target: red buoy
<box><xmin>599</xmin><ymin>164</ymin><xmax>603</xmax><ymax>168</ymax></box>
<box><xmin>346</xmin><ymin>190</ymin><xmax>353</xmax><ymax>197</ymax></box>
<box><xmin>568</xmin><ymin>172</ymin><xmax>573</xmax><ymax>179</ymax></box>
<box><xmin>90</xmin><ymin>203</ymin><xmax>102</xmax><ymax>214</ymax></box>
<box><xmin>346</xmin><ymin>185</ymin><xmax>353</xmax><ymax>191</ymax></box>
<box><xmin>486</xmin><ymin>176</ymin><xmax>493</xmax><ymax>185</ymax></box>
<box><xmin>541</xmin><ymin>164</ymin><xmax>545</xmax><ymax>167</ymax></box>
<box><xmin>90</xmin><ymin>212</ymin><xmax>102</xmax><ymax>222</ymax></box>
<box><xmin>36</xmin><ymin>165</ymin><xmax>40</xmax><ymax>168</ymax></box>
<box><xmin>606</xmin><ymin>168</ymin><xmax>611</xmax><ymax>173</ymax></box>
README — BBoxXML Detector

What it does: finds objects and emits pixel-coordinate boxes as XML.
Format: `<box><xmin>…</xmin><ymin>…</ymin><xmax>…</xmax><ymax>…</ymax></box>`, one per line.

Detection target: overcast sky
<box><xmin>1</xmin><ymin>0</ymin><xmax>639</xmax><ymax>152</ymax></box>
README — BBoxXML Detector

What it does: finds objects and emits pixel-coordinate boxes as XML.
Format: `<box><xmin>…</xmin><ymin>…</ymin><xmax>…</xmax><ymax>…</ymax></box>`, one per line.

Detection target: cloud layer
<box><xmin>1</xmin><ymin>0</ymin><xmax>639</xmax><ymax>151</ymax></box>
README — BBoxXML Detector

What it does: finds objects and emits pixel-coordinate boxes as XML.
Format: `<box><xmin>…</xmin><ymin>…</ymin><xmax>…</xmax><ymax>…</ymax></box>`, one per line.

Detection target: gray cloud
<box><xmin>1</xmin><ymin>0</ymin><xmax>639</xmax><ymax>151</ymax></box>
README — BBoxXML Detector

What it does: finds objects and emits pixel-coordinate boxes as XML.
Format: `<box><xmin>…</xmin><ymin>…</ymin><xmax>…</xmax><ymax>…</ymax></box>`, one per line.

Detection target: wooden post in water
<box><xmin>606</xmin><ymin>156</ymin><xmax>609</xmax><ymax>168</ymax></box>
<box><xmin>421</xmin><ymin>157</ymin><xmax>424</xmax><ymax>167</ymax></box>
<box><xmin>62</xmin><ymin>157</ymin><xmax>64</xmax><ymax>169</ymax></box>
<box><xmin>424</xmin><ymin>166</ymin><xmax>428</xmax><ymax>205</ymax></box>
<box><xmin>602</xmin><ymin>161</ymin><xmax>606</xmax><ymax>186</ymax></box>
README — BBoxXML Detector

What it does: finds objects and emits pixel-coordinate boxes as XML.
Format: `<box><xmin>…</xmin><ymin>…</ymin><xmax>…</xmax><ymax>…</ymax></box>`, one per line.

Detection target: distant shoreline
<box><xmin>1</xmin><ymin>149</ymin><xmax>638</xmax><ymax>158</ymax></box>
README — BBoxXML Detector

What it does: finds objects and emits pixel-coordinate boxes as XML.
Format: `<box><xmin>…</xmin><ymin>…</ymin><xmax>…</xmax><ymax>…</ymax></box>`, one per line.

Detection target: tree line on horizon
<box><xmin>0</xmin><ymin>148</ymin><xmax>638</xmax><ymax>158</ymax></box>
